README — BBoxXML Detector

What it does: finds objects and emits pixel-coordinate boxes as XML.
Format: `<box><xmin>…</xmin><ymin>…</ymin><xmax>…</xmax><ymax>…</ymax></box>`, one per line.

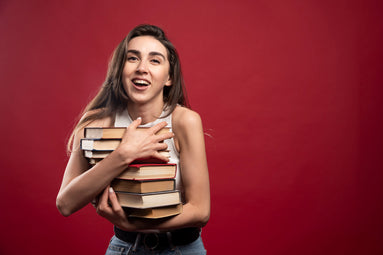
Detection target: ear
<box><xmin>164</xmin><ymin>76</ymin><xmax>172</xmax><ymax>87</ymax></box>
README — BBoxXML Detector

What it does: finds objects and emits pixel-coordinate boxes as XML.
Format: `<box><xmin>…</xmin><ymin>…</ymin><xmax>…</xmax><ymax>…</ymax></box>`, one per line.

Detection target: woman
<box><xmin>56</xmin><ymin>24</ymin><xmax>210</xmax><ymax>254</ymax></box>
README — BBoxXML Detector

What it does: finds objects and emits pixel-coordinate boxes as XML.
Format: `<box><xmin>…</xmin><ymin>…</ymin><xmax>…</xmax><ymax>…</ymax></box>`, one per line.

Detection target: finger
<box><xmin>127</xmin><ymin>117</ymin><xmax>142</xmax><ymax>131</ymax></box>
<box><xmin>153</xmin><ymin>142</ymin><xmax>169</xmax><ymax>152</ymax></box>
<box><xmin>155</xmin><ymin>131</ymin><xmax>174</xmax><ymax>142</ymax></box>
<box><xmin>152</xmin><ymin>150</ymin><xmax>171</xmax><ymax>162</ymax></box>
<box><xmin>108</xmin><ymin>188</ymin><xmax>128</xmax><ymax>220</ymax></box>
<box><xmin>99</xmin><ymin>186</ymin><xmax>109</xmax><ymax>205</ymax></box>
<box><xmin>108</xmin><ymin>187</ymin><xmax>122</xmax><ymax>212</ymax></box>
<box><xmin>122</xmin><ymin>117</ymin><xmax>142</xmax><ymax>141</ymax></box>
<box><xmin>150</xmin><ymin>121</ymin><xmax>169</xmax><ymax>134</ymax></box>
<box><xmin>97</xmin><ymin>186</ymin><xmax>111</xmax><ymax>215</ymax></box>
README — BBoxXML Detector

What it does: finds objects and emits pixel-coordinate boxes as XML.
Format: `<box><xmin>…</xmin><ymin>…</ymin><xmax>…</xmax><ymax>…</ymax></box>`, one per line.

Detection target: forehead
<box><xmin>127</xmin><ymin>36</ymin><xmax>168</xmax><ymax>58</ymax></box>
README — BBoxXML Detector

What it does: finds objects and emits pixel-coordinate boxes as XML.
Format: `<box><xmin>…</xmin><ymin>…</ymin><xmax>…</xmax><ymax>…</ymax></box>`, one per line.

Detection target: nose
<box><xmin>136</xmin><ymin>60</ymin><xmax>148</xmax><ymax>73</ymax></box>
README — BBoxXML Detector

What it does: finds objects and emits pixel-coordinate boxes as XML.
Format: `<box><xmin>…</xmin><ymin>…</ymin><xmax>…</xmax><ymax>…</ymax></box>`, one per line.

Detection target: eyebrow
<box><xmin>127</xmin><ymin>50</ymin><xmax>166</xmax><ymax>60</ymax></box>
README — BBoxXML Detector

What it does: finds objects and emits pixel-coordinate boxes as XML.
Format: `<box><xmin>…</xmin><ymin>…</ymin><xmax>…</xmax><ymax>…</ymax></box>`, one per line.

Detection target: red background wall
<box><xmin>1</xmin><ymin>0</ymin><xmax>382</xmax><ymax>254</ymax></box>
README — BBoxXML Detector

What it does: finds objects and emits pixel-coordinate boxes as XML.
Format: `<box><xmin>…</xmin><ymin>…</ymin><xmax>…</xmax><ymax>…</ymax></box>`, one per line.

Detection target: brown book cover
<box><xmin>126</xmin><ymin>204</ymin><xmax>183</xmax><ymax>219</ymax></box>
<box><xmin>115</xmin><ymin>190</ymin><xmax>181</xmax><ymax>209</ymax></box>
<box><xmin>116</xmin><ymin>163</ymin><xmax>177</xmax><ymax>181</ymax></box>
<box><xmin>111</xmin><ymin>179</ymin><xmax>175</xmax><ymax>193</ymax></box>
<box><xmin>84</xmin><ymin>126</ymin><xmax>171</xmax><ymax>139</ymax></box>
<box><xmin>85</xmin><ymin>150</ymin><xmax>170</xmax><ymax>164</ymax></box>
<box><xmin>80</xmin><ymin>138</ymin><xmax>120</xmax><ymax>151</ymax></box>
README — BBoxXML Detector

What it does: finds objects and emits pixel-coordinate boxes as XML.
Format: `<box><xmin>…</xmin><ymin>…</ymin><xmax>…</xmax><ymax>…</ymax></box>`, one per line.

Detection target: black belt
<box><xmin>114</xmin><ymin>226</ymin><xmax>200</xmax><ymax>250</ymax></box>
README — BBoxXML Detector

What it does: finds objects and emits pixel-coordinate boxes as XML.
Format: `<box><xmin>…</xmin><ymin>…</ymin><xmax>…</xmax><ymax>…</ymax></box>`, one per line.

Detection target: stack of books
<box><xmin>80</xmin><ymin>127</ymin><xmax>183</xmax><ymax>219</ymax></box>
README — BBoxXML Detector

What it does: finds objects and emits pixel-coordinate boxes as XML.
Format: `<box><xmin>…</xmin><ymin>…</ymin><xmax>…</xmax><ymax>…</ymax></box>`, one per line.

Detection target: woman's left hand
<box><xmin>95</xmin><ymin>186</ymin><xmax>135</xmax><ymax>231</ymax></box>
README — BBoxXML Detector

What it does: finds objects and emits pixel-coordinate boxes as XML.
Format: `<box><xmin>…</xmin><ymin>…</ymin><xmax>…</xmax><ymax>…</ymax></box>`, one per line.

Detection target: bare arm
<box><xmin>98</xmin><ymin>107</ymin><xmax>211</xmax><ymax>231</ymax></box>
<box><xmin>56</xmin><ymin>116</ymin><xmax>173</xmax><ymax>217</ymax></box>
<box><xmin>166</xmin><ymin>108</ymin><xmax>211</xmax><ymax>228</ymax></box>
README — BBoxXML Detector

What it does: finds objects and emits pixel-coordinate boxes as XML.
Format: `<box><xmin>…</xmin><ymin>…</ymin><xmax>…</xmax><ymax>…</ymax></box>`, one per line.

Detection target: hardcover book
<box><xmin>84</xmin><ymin>126</ymin><xmax>171</xmax><ymax>139</ymax></box>
<box><xmin>115</xmin><ymin>190</ymin><xmax>181</xmax><ymax>209</ymax></box>
<box><xmin>80</xmin><ymin>138</ymin><xmax>121</xmax><ymax>151</ymax></box>
<box><xmin>85</xmin><ymin>150</ymin><xmax>170</xmax><ymax>164</ymax></box>
<box><xmin>111</xmin><ymin>179</ymin><xmax>175</xmax><ymax>193</ymax></box>
<box><xmin>116</xmin><ymin>163</ymin><xmax>177</xmax><ymax>181</ymax></box>
<box><xmin>126</xmin><ymin>204</ymin><xmax>183</xmax><ymax>219</ymax></box>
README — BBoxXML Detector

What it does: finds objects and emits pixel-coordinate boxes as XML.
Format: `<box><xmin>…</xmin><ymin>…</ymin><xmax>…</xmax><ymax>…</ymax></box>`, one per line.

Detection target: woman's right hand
<box><xmin>114</xmin><ymin>117</ymin><xmax>174</xmax><ymax>165</ymax></box>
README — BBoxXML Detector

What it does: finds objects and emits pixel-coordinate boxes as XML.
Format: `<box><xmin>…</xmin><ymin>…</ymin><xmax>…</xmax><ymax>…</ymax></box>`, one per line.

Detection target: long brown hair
<box><xmin>67</xmin><ymin>24</ymin><xmax>188</xmax><ymax>152</ymax></box>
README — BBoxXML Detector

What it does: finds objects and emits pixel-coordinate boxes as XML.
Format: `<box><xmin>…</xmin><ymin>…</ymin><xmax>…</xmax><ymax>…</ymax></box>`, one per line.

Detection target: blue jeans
<box><xmin>105</xmin><ymin>235</ymin><xmax>206</xmax><ymax>255</ymax></box>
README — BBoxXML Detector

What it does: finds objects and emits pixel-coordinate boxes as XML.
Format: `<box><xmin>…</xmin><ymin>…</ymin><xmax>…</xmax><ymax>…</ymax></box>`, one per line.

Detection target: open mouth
<box><xmin>132</xmin><ymin>79</ymin><xmax>150</xmax><ymax>87</ymax></box>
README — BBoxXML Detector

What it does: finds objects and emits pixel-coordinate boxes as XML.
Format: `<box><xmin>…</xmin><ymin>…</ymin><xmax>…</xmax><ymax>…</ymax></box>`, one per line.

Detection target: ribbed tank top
<box><xmin>114</xmin><ymin>109</ymin><xmax>184</xmax><ymax>198</ymax></box>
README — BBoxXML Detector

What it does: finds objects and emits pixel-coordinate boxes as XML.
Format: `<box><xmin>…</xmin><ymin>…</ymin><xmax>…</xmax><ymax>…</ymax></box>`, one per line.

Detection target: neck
<box><xmin>127</xmin><ymin>101</ymin><xmax>165</xmax><ymax>124</ymax></box>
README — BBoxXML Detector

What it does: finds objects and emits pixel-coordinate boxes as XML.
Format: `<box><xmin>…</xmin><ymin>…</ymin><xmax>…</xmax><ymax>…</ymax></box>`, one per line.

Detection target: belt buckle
<box><xmin>143</xmin><ymin>233</ymin><xmax>159</xmax><ymax>250</ymax></box>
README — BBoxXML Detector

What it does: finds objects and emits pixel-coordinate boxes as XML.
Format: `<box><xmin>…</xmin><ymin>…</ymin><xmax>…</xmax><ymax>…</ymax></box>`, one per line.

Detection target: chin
<box><xmin>128</xmin><ymin>96</ymin><xmax>151</xmax><ymax>105</ymax></box>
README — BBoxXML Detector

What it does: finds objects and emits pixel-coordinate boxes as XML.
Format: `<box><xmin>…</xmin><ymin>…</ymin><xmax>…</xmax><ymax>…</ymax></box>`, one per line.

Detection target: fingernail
<box><xmin>109</xmin><ymin>187</ymin><xmax>114</xmax><ymax>193</ymax></box>
<box><xmin>137</xmin><ymin>117</ymin><xmax>142</xmax><ymax>120</ymax></box>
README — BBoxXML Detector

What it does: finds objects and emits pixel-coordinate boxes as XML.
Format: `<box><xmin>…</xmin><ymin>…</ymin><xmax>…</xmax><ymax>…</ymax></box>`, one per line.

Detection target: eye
<box><xmin>151</xmin><ymin>59</ymin><xmax>161</xmax><ymax>64</ymax></box>
<box><xmin>127</xmin><ymin>56</ymin><xmax>138</xmax><ymax>62</ymax></box>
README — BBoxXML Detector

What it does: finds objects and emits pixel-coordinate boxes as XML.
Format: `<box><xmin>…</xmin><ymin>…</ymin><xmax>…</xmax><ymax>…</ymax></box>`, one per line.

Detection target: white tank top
<box><xmin>114</xmin><ymin>109</ymin><xmax>184</xmax><ymax>198</ymax></box>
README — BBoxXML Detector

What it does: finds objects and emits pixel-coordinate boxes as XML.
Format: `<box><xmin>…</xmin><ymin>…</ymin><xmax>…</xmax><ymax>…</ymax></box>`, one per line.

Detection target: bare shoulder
<box><xmin>172</xmin><ymin>106</ymin><xmax>203</xmax><ymax>132</ymax></box>
<box><xmin>172</xmin><ymin>106</ymin><xmax>205</xmax><ymax>153</ymax></box>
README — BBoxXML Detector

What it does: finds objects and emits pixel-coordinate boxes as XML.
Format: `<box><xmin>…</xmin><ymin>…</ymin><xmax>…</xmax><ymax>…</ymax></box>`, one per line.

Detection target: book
<box><xmin>84</xmin><ymin>150</ymin><xmax>111</xmax><ymax>159</ymax></box>
<box><xmin>82</xmin><ymin>126</ymin><xmax>172</xmax><ymax>160</ymax></box>
<box><xmin>111</xmin><ymin>179</ymin><xmax>175</xmax><ymax>193</ymax></box>
<box><xmin>84</xmin><ymin>126</ymin><xmax>171</xmax><ymax>139</ymax></box>
<box><xmin>81</xmin><ymin>126</ymin><xmax>180</xmax><ymax>219</ymax></box>
<box><xmin>80</xmin><ymin>139</ymin><xmax>121</xmax><ymax>151</ymax></box>
<box><xmin>126</xmin><ymin>203</ymin><xmax>183</xmax><ymax>219</ymax></box>
<box><xmin>116</xmin><ymin>163</ymin><xmax>177</xmax><ymax>181</ymax></box>
<box><xmin>88</xmin><ymin>158</ymin><xmax>103</xmax><ymax>165</ymax></box>
<box><xmin>84</xmin><ymin>150</ymin><xmax>170</xmax><ymax>165</ymax></box>
<box><xmin>115</xmin><ymin>190</ymin><xmax>181</xmax><ymax>209</ymax></box>
<box><xmin>88</xmin><ymin>157</ymin><xmax>169</xmax><ymax>165</ymax></box>
<box><xmin>80</xmin><ymin>134</ymin><xmax>172</xmax><ymax>151</ymax></box>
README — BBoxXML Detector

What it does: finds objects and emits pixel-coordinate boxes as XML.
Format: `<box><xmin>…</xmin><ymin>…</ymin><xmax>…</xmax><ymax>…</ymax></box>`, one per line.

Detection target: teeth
<box><xmin>133</xmin><ymin>79</ymin><xmax>149</xmax><ymax>85</ymax></box>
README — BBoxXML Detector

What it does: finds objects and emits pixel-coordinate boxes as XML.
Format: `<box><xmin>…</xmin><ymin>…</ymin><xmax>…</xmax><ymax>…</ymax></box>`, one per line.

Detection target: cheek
<box><xmin>121</xmin><ymin>74</ymin><xmax>131</xmax><ymax>94</ymax></box>
<box><xmin>158</xmin><ymin>67</ymin><xmax>171</xmax><ymax>84</ymax></box>
<box><xmin>121</xmin><ymin>74</ymin><xmax>128</xmax><ymax>88</ymax></box>
<box><xmin>122</xmin><ymin>61</ymin><xmax>135</xmax><ymax>76</ymax></box>
<box><xmin>151</xmin><ymin>69</ymin><xmax>167</xmax><ymax>83</ymax></box>
<box><xmin>122</xmin><ymin>65</ymin><xmax>132</xmax><ymax>84</ymax></box>
<box><xmin>161</xmin><ymin>74</ymin><xmax>170</xmax><ymax>83</ymax></box>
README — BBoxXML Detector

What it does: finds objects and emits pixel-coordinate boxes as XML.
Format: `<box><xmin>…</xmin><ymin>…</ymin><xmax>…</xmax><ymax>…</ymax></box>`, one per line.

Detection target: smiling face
<box><xmin>122</xmin><ymin>35</ymin><xmax>172</xmax><ymax>107</ymax></box>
